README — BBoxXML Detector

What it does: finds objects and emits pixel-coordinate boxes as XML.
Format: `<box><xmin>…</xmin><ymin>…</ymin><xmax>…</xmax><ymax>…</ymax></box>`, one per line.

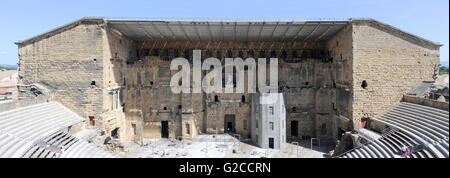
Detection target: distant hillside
<box><xmin>0</xmin><ymin>64</ymin><xmax>17</xmax><ymax>70</ymax></box>
<box><xmin>441</xmin><ymin>61</ymin><xmax>449</xmax><ymax>67</ymax></box>
<box><xmin>0</xmin><ymin>66</ymin><xmax>13</xmax><ymax>70</ymax></box>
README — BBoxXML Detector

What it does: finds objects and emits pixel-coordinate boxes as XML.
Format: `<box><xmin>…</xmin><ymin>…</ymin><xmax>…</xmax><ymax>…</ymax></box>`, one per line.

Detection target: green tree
<box><xmin>439</xmin><ymin>65</ymin><xmax>449</xmax><ymax>75</ymax></box>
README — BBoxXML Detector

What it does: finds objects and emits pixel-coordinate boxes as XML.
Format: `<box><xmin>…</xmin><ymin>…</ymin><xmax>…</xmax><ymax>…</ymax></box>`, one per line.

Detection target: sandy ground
<box><xmin>437</xmin><ymin>74</ymin><xmax>449</xmax><ymax>85</ymax></box>
<box><xmin>120</xmin><ymin>134</ymin><xmax>333</xmax><ymax>158</ymax></box>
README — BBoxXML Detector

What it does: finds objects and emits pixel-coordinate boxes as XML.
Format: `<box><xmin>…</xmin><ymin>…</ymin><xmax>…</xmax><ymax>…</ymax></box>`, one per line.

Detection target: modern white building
<box><xmin>251</xmin><ymin>93</ymin><xmax>287</xmax><ymax>149</ymax></box>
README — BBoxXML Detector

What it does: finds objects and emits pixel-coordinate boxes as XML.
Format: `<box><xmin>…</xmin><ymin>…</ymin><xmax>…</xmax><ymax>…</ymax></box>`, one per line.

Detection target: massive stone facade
<box><xmin>17</xmin><ymin>19</ymin><xmax>106</xmax><ymax>120</ymax></box>
<box><xmin>351</xmin><ymin>20</ymin><xmax>441</xmax><ymax>129</ymax></box>
<box><xmin>15</xmin><ymin>18</ymin><xmax>441</xmax><ymax>146</ymax></box>
<box><xmin>112</xmin><ymin>40</ymin><xmax>336</xmax><ymax>141</ymax></box>
<box><xmin>16</xmin><ymin>18</ymin><xmax>125</xmax><ymax>140</ymax></box>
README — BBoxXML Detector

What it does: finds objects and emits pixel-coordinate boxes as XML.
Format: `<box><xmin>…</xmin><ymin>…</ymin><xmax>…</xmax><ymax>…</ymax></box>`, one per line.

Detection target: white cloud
<box><xmin>0</xmin><ymin>51</ymin><xmax>7</xmax><ymax>55</ymax></box>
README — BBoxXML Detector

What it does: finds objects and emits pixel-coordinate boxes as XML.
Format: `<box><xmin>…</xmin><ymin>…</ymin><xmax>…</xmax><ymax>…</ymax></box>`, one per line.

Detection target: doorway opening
<box><xmin>361</xmin><ymin>118</ymin><xmax>369</xmax><ymax>128</ymax></box>
<box><xmin>291</xmin><ymin>120</ymin><xmax>298</xmax><ymax>138</ymax></box>
<box><xmin>89</xmin><ymin>116</ymin><xmax>95</xmax><ymax>126</ymax></box>
<box><xmin>269</xmin><ymin>137</ymin><xmax>274</xmax><ymax>149</ymax></box>
<box><xmin>161</xmin><ymin>121</ymin><xmax>169</xmax><ymax>138</ymax></box>
<box><xmin>224</xmin><ymin>115</ymin><xmax>236</xmax><ymax>134</ymax></box>
<box><xmin>132</xmin><ymin>124</ymin><xmax>137</xmax><ymax>135</ymax></box>
<box><xmin>337</xmin><ymin>128</ymin><xmax>345</xmax><ymax>140</ymax></box>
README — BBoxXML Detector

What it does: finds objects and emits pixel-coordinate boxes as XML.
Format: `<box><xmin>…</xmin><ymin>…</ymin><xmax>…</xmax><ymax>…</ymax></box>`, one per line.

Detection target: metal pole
<box><xmin>318</xmin><ymin>139</ymin><xmax>321</xmax><ymax>150</ymax></box>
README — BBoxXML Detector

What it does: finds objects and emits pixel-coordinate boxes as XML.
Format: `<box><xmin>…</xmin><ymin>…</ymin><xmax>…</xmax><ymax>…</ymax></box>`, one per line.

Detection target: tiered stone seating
<box><xmin>21</xmin><ymin>131</ymin><xmax>80</xmax><ymax>158</ymax></box>
<box><xmin>0</xmin><ymin>102</ymin><xmax>115</xmax><ymax>158</ymax></box>
<box><xmin>340</xmin><ymin>102</ymin><xmax>449</xmax><ymax>158</ymax></box>
<box><xmin>60</xmin><ymin>139</ymin><xmax>115</xmax><ymax>158</ymax></box>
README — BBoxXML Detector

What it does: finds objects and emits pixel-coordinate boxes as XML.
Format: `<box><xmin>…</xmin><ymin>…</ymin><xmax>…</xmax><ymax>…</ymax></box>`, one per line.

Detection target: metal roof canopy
<box><xmin>107</xmin><ymin>18</ymin><xmax>349</xmax><ymax>42</ymax></box>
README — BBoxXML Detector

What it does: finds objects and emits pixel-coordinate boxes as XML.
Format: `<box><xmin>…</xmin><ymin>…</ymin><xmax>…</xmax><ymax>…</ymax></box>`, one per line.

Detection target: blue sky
<box><xmin>0</xmin><ymin>0</ymin><xmax>448</xmax><ymax>65</ymax></box>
